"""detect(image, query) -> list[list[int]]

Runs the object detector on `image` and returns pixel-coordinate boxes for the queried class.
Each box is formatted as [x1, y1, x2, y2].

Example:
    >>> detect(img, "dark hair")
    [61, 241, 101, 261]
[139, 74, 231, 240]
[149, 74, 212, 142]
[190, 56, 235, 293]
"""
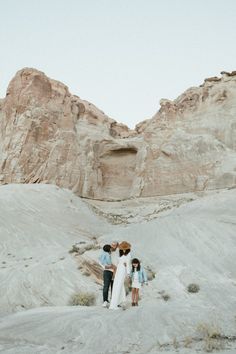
[119, 249, 130, 257]
[103, 244, 111, 253]
[131, 258, 140, 272]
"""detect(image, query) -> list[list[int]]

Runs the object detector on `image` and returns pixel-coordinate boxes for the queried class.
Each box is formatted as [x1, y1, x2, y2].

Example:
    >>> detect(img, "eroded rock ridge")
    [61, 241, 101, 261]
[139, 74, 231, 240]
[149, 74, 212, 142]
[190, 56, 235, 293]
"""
[0, 68, 235, 200]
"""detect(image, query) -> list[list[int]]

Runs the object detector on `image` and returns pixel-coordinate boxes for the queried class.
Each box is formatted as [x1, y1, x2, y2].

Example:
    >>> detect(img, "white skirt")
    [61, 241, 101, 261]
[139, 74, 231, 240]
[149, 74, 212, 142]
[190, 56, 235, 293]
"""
[132, 280, 141, 289]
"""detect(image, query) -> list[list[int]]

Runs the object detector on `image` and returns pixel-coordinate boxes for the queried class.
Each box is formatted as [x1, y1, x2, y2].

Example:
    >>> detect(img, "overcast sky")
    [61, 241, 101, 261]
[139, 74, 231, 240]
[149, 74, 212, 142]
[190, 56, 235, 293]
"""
[0, 0, 235, 128]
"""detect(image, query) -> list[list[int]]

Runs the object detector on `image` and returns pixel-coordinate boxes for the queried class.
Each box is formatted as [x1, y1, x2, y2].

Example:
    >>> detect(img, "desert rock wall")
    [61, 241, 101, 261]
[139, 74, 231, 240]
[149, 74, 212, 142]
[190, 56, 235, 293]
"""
[0, 68, 236, 200]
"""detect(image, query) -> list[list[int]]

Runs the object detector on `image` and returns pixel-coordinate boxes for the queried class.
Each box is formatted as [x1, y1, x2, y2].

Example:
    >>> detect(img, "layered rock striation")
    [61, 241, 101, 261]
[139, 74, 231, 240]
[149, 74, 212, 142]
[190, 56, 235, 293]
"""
[0, 68, 236, 200]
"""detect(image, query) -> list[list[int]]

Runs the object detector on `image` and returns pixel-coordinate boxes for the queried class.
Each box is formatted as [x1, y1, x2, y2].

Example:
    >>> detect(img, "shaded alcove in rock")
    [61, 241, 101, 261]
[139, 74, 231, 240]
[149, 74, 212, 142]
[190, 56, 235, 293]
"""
[99, 147, 138, 200]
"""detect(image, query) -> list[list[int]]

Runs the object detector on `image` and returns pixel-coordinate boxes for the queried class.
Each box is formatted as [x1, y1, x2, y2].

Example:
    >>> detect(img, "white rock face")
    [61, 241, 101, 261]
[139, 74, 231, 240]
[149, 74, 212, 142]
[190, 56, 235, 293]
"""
[0, 69, 236, 200]
[0, 184, 235, 353]
[0, 184, 110, 313]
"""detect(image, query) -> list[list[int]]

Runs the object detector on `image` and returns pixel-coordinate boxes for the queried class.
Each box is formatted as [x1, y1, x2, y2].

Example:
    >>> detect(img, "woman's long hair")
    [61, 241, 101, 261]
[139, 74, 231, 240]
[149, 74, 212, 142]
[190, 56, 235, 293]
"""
[131, 258, 141, 272]
[119, 249, 130, 257]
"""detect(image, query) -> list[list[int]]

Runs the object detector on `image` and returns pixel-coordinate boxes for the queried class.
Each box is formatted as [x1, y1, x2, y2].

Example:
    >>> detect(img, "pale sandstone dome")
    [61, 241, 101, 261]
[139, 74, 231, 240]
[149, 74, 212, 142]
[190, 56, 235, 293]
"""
[0, 68, 236, 200]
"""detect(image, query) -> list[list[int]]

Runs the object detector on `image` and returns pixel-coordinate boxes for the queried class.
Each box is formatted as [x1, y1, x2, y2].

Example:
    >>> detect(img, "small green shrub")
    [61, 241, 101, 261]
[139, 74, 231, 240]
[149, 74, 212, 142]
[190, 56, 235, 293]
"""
[187, 283, 200, 293]
[162, 293, 170, 301]
[69, 292, 96, 306]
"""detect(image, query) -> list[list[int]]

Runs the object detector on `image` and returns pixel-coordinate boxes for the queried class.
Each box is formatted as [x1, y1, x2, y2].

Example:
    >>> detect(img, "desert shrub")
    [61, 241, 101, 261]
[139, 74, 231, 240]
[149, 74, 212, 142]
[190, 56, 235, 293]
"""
[162, 293, 170, 301]
[187, 283, 200, 293]
[69, 292, 96, 306]
[183, 336, 192, 348]
[145, 266, 156, 281]
[69, 243, 97, 255]
[68, 245, 80, 254]
[197, 323, 224, 352]
[158, 290, 171, 301]
[172, 337, 179, 349]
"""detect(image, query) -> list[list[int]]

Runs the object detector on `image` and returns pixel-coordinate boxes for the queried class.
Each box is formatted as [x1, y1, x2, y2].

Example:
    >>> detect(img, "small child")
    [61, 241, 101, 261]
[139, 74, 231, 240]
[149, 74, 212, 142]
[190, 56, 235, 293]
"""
[130, 258, 147, 306]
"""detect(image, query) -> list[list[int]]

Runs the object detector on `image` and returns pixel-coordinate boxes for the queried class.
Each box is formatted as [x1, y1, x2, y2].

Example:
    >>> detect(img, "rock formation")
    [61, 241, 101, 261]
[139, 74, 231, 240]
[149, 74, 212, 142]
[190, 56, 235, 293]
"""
[0, 68, 236, 200]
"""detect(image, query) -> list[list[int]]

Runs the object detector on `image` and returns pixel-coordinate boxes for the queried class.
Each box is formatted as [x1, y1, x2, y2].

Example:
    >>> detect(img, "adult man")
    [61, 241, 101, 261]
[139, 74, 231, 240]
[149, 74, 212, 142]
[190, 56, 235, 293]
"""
[99, 241, 119, 308]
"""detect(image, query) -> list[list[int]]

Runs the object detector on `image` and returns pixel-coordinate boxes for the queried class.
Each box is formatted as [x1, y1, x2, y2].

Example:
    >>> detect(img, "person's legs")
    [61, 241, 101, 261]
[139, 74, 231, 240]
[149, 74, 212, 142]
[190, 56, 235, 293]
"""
[135, 289, 139, 305]
[131, 288, 136, 305]
[110, 279, 114, 295]
[103, 270, 113, 302]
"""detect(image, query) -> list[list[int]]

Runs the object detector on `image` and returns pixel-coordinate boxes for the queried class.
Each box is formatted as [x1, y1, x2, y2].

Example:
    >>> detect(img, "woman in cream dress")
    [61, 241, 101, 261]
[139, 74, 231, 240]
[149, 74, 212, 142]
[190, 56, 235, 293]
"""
[109, 241, 131, 310]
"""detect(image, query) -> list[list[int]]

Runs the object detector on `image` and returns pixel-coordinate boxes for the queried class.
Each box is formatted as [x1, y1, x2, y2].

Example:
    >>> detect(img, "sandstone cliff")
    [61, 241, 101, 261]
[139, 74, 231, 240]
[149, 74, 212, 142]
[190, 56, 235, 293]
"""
[0, 68, 235, 200]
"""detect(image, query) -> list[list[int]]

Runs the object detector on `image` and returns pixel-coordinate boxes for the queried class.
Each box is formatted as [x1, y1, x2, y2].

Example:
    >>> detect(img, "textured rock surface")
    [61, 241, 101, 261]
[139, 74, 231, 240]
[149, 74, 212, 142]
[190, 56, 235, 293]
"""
[0, 184, 236, 353]
[0, 68, 236, 200]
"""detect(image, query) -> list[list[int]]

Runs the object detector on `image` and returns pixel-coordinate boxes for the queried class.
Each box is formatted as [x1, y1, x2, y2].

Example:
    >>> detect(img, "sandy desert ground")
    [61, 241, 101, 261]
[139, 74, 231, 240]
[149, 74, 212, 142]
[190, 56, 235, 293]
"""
[0, 184, 236, 353]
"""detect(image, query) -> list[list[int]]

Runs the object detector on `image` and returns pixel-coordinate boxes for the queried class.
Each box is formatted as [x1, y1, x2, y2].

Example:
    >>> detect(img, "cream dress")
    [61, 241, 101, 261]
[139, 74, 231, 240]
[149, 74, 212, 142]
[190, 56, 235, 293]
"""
[131, 269, 141, 289]
[109, 253, 131, 309]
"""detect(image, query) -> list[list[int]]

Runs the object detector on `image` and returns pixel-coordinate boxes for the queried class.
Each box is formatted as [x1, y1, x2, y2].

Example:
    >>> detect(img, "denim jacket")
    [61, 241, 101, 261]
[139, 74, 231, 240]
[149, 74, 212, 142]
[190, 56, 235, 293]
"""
[130, 266, 147, 284]
[99, 251, 112, 268]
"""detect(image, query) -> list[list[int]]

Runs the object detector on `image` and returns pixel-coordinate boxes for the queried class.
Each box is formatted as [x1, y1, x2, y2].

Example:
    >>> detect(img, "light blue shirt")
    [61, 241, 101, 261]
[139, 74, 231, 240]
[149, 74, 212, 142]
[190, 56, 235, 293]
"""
[99, 251, 112, 268]
[130, 266, 147, 283]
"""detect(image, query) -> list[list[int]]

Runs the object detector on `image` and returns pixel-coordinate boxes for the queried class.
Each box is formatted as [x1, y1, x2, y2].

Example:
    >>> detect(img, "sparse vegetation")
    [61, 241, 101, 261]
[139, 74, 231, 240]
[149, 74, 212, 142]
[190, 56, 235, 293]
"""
[197, 323, 224, 352]
[162, 293, 170, 301]
[187, 283, 200, 293]
[69, 292, 96, 306]
[158, 290, 170, 301]
[172, 337, 179, 349]
[145, 266, 156, 281]
[69, 243, 98, 255]
[183, 336, 192, 348]
[68, 245, 80, 254]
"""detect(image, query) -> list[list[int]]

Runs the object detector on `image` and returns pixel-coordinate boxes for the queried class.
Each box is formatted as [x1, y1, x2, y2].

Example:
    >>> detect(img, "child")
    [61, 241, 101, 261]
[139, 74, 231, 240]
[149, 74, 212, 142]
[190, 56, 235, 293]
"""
[130, 258, 147, 306]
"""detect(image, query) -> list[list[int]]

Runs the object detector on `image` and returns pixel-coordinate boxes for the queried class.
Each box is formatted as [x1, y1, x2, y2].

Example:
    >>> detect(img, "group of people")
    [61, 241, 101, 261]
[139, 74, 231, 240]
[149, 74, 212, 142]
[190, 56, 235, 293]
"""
[99, 241, 148, 309]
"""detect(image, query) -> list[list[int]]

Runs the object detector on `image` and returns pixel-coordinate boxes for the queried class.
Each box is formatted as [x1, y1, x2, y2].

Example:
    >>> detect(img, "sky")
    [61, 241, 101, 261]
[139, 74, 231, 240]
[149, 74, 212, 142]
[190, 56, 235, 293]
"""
[0, 0, 236, 128]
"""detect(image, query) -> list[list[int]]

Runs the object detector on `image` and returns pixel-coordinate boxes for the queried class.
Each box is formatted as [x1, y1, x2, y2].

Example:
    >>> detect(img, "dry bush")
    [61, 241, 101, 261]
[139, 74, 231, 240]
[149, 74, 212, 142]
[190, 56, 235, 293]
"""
[69, 292, 96, 306]
[187, 283, 200, 293]
[162, 293, 170, 301]
[197, 323, 224, 352]
[158, 290, 170, 301]
[183, 336, 192, 348]
[68, 245, 80, 254]
[69, 243, 96, 255]
[172, 337, 179, 349]
[145, 266, 156, 281]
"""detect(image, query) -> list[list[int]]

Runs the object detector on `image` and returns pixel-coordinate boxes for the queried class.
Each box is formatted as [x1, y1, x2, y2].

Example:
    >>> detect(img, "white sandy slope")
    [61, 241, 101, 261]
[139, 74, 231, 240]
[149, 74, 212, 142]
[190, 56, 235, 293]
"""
[0, 184, 111, 314]
[0, 184, 236, 353]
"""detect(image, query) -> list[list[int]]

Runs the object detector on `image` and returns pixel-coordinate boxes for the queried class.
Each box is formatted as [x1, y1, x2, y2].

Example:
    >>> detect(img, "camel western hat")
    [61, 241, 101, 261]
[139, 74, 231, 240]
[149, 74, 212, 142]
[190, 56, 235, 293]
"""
[118, 241, 131, 250]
